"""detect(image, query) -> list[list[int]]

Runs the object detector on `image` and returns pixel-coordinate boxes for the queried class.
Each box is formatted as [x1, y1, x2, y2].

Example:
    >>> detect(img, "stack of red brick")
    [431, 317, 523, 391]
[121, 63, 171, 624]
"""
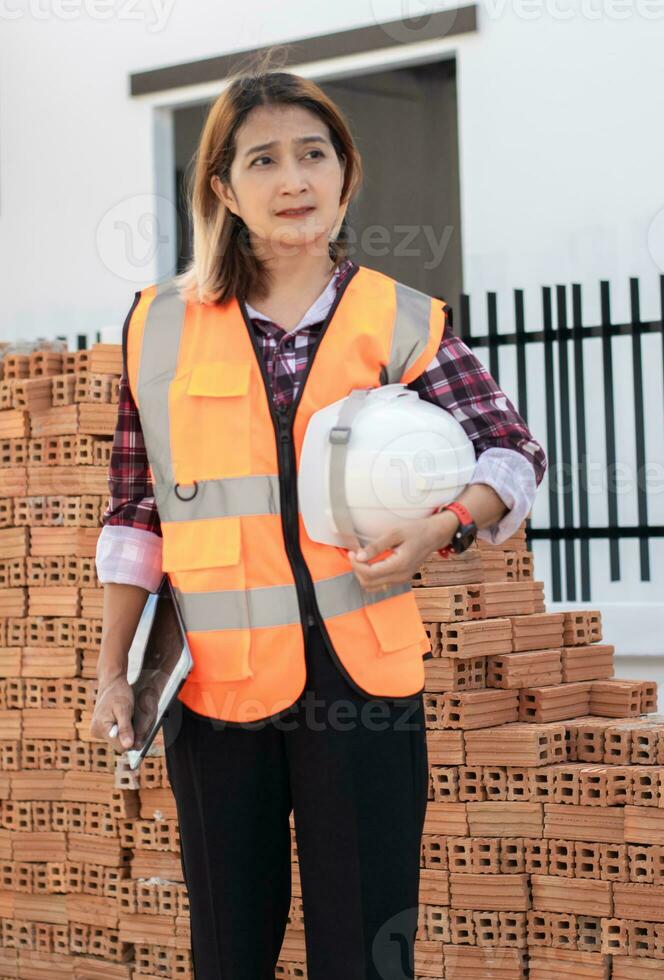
[0, 342, 661, 979]
[401, 534, 661, 980]
[0, 344, 193, 979]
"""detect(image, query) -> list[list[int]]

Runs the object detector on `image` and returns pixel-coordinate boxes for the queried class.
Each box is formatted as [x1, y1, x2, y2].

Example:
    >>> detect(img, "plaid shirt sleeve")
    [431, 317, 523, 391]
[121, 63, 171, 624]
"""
[407, 309, 548, 543]
[100, 304, 162, 536]
[407, 313, 548, 485]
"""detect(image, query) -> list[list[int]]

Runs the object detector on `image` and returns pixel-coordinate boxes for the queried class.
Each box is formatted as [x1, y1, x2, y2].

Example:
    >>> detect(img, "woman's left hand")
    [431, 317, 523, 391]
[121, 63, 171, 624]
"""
[347, 515, 455, 592]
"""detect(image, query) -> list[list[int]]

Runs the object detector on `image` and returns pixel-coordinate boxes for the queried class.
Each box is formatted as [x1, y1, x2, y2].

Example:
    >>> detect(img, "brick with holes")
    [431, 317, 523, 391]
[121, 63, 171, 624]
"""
[442, 689, 519, 730]
[528, 946, 610, 979]
[464, 722, 566, 768]
[487, 648, 562, 690]
[519, 682, 591, 724]
[531, 875, 612, 917]
[560, 644, 614, 683]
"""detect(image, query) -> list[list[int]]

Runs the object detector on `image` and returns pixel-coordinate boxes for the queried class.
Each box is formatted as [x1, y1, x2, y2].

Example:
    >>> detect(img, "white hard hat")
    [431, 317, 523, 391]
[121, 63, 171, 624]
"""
[298, 384, 477, 550]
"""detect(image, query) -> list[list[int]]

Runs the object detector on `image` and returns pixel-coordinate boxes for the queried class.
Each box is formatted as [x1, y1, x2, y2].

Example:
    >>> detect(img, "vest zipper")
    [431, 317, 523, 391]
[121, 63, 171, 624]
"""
[276, 404, 317, 632]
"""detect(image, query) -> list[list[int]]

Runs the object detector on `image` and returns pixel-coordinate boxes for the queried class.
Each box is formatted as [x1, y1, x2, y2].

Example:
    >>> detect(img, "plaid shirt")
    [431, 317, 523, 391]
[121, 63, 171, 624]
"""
[101, 258, 547, 539]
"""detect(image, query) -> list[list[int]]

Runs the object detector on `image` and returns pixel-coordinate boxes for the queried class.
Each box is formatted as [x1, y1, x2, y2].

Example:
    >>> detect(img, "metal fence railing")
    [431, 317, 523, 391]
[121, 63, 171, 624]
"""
[455, 276, 664, 602]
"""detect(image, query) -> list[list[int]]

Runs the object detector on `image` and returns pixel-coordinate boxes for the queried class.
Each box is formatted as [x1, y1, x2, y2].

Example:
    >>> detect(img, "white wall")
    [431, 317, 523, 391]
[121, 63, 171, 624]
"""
[458, 6, 664, 333]
[3, 2, 664, 341]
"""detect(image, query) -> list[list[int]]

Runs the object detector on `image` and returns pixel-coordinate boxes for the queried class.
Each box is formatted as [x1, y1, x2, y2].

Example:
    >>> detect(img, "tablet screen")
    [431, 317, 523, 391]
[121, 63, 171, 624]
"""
[128, 577, 192, 758]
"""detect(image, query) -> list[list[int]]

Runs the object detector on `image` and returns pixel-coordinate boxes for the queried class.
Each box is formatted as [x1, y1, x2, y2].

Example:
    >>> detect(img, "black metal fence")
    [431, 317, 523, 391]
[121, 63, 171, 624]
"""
[455, 276, 664, 603]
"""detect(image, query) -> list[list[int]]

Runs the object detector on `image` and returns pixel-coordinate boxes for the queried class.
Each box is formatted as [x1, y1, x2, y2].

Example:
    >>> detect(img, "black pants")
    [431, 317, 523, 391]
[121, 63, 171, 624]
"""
[162, 621, 429, 980]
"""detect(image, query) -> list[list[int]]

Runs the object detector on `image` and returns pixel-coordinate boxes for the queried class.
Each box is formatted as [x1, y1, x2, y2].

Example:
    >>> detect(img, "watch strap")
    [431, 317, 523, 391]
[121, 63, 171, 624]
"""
[434, 502, 473, 526]
[432, 502, 477, 558]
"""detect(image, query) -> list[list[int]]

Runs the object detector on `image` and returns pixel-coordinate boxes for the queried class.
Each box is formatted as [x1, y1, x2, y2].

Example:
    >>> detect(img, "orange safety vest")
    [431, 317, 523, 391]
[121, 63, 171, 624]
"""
[125, 263, 448, 724]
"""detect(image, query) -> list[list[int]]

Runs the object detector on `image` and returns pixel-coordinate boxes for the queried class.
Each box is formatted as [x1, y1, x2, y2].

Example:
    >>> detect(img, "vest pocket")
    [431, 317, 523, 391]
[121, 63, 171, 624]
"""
[161, 515, 241, 571]
[173, 360, 252, 479]
[363, 592, 429, 655]
[161, 515, 254, 682]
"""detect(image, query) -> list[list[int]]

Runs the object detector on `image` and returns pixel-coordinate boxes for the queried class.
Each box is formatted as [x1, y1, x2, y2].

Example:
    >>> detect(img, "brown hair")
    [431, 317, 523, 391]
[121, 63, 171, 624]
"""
[174, 47, 364, 306]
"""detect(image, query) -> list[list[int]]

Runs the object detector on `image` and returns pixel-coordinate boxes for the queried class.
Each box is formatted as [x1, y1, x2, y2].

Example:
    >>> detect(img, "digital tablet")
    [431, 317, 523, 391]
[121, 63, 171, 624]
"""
[108, 574, 193, 770]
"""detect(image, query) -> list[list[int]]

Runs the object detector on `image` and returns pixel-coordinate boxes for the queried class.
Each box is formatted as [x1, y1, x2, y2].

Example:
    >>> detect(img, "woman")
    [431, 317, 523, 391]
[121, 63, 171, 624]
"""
[91, 58, 547, 980]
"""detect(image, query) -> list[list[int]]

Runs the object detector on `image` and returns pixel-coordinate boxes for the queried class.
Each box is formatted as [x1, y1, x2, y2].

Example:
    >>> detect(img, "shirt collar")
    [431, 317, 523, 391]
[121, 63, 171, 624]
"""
[245, 258, 354, 337]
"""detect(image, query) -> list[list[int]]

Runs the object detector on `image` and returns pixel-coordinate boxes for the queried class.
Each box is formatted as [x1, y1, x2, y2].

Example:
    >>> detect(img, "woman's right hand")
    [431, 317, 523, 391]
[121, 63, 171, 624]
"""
[90, 675, 135, 751]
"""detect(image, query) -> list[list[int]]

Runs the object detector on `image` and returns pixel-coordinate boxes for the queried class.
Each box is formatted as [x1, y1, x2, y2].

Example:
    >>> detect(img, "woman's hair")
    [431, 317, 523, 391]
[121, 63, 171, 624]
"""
[174, 47, 364, 306]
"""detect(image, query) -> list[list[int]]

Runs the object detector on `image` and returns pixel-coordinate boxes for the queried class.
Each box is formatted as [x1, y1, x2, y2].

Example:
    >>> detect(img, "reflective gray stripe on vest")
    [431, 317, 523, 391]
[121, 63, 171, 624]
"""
[173, 572, 410, 632]
[383, 281, 435, 384]
[157, 474, 280, 522]
[174, 581, 301, 631]
[136, 280, 184, 493]
[315, 572, 410, 619]
[137, 280, 280, 523]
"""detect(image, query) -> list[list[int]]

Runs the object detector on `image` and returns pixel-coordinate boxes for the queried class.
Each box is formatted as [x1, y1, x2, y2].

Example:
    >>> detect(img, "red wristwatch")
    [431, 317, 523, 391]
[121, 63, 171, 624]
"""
[431, 502, 478, 558]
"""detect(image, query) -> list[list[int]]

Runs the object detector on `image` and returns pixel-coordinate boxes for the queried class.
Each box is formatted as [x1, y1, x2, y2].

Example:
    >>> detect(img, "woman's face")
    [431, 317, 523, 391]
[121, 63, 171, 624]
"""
[212, 103, 347, 259]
